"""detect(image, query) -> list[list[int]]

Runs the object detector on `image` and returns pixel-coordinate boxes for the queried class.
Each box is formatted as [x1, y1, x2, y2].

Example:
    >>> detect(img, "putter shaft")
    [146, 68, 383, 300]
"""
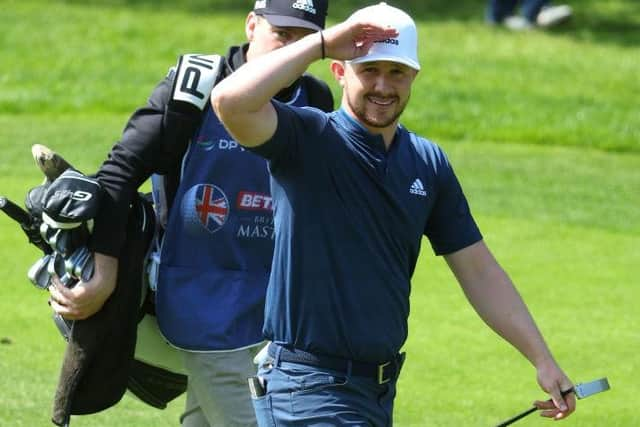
[495, 388, 574, 427]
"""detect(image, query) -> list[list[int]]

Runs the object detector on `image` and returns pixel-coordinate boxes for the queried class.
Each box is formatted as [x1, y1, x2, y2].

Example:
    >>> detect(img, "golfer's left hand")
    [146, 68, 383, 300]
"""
[534, 360, 576, 420]
[48, 252, 118, 320]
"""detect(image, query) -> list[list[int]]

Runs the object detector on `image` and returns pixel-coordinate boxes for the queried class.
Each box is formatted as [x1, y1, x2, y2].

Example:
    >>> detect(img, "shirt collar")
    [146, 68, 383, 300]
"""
[334, 108, 405, 152]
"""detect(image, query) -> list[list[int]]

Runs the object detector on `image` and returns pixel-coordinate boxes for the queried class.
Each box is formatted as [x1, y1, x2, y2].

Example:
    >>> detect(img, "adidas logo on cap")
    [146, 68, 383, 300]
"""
[347, 2, 421, 71]
[254, 0, 327, 31]
[292, 0, 316, 15]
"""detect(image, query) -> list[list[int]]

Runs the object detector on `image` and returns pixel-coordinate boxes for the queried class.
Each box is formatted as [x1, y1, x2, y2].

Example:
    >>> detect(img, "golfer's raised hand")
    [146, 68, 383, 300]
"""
[534, 360, 576, 420]
[321, 19, 398, 61]
[48, 252, 117, 320]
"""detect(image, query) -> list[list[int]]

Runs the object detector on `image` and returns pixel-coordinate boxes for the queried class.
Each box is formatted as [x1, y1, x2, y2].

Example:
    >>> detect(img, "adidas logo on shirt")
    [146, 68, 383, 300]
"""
[409, 178, 427, 196]
[292, 0, 317, 14]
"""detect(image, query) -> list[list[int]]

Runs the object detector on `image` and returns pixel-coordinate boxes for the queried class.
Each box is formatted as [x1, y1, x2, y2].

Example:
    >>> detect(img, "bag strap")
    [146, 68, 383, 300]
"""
[169, 54, 224, 111]
[153, 54, 225, 229]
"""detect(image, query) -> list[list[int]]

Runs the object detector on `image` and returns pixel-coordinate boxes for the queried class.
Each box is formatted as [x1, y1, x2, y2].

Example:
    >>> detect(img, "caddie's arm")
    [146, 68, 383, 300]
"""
[49, 252, 118, 320]
[211, 18, 398, 147]
[444, 240, 576, 420]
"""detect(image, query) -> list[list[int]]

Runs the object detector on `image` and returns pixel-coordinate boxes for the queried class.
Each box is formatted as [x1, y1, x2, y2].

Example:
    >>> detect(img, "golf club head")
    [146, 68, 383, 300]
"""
[45, 252, 78, 288]
[59, 273, 79, 288]
[65, 246, 93, 281]
[79, 254, 95, 282]
[65, 246, 88, 276]
[39, 221, 50, 242]
[47, 251, 66, 276]
[53, 229, 74, 257]
[574, 378, 610, 399]
[51, 226, 86, 257]
[31, 143, 73, 183]
[46, 227, 62, 249]
[27, 254, 53, 289]
[77, 251, 95, 282]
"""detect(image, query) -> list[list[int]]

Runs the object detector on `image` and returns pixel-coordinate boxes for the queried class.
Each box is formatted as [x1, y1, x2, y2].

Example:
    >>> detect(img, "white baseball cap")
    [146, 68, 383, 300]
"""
[347, 2, 420, 71]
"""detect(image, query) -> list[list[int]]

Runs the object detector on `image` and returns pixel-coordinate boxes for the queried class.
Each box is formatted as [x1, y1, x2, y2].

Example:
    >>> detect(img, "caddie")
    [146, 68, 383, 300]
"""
[47, 1, 333, 426]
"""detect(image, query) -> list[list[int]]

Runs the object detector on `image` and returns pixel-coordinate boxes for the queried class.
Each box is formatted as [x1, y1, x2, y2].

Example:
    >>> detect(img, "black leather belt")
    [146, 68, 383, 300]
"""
[268, 343, 404, 385]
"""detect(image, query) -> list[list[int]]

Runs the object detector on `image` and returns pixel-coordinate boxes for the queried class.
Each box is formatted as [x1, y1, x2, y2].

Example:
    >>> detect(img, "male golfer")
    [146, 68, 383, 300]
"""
[212, 2, 576, 425]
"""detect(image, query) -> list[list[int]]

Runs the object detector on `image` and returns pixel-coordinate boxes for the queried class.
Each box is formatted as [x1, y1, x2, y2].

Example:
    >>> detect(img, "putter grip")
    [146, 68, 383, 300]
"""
[0, 196, 33, 227]
[495, 388, 574, 427]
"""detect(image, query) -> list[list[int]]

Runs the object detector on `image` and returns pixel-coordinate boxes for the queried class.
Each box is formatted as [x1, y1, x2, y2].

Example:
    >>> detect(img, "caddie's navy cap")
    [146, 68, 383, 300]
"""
[254, 0, 328, 31]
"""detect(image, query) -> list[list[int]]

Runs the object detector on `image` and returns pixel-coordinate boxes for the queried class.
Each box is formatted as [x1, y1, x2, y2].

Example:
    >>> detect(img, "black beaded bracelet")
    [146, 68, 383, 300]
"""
[320, 31, 325, 59]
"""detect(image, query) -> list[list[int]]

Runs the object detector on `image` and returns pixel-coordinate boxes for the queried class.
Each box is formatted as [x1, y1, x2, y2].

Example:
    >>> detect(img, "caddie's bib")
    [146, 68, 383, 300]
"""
[156, 86, 310, 351]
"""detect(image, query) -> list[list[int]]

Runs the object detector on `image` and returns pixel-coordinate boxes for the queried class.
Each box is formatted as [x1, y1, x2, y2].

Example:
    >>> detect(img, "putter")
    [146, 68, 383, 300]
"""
[495, 378, 610, 427]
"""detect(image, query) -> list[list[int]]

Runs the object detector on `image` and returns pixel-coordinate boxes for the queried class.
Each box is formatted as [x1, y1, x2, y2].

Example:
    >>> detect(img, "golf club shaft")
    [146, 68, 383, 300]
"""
[495, 406, 537, 427]
[495, 388, 574, 427]
[0, 195, 33, 227]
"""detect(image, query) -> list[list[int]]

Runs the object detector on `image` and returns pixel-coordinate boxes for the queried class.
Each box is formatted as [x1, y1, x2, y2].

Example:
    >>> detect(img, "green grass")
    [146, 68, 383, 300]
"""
[1, 1, 638, 425]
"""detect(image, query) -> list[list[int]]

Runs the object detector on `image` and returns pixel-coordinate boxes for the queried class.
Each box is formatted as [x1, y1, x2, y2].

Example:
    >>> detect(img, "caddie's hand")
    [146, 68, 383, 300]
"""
[534, 359, 576, 420]
[48, 252, 118, 320]
[321, 19, 398, 61]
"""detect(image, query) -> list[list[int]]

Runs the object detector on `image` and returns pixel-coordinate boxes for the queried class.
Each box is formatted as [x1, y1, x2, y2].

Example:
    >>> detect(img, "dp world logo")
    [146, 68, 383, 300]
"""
[181, 184, 229, 234]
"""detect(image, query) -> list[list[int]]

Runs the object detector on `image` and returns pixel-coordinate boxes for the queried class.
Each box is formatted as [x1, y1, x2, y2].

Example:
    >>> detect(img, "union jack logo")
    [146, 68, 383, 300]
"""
[194, 184, 229, 233]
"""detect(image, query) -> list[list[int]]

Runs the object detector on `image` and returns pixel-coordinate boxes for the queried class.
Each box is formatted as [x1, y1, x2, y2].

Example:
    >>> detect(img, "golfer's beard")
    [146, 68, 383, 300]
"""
[347, 92, 408, 129]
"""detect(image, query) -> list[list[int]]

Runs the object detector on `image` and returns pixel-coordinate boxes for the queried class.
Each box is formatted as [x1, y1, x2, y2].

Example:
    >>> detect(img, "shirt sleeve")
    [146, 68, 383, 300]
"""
[424, 150, 483, 255]
[89, 74, 182, 256]
[248, 101, 327, 174]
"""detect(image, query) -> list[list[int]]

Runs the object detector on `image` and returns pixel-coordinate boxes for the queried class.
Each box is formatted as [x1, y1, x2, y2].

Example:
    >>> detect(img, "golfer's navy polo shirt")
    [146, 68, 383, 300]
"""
[251, 102, 482, 363]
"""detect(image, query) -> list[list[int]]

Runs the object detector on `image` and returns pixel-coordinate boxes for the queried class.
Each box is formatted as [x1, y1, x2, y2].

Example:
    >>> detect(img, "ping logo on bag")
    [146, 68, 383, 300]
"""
[171, 54, 223, 110]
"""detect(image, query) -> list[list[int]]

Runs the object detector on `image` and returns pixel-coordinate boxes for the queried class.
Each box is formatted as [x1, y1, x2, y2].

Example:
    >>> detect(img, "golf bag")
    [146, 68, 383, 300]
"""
[2, 164, 187, 426]
[0, 53, 227, 425]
